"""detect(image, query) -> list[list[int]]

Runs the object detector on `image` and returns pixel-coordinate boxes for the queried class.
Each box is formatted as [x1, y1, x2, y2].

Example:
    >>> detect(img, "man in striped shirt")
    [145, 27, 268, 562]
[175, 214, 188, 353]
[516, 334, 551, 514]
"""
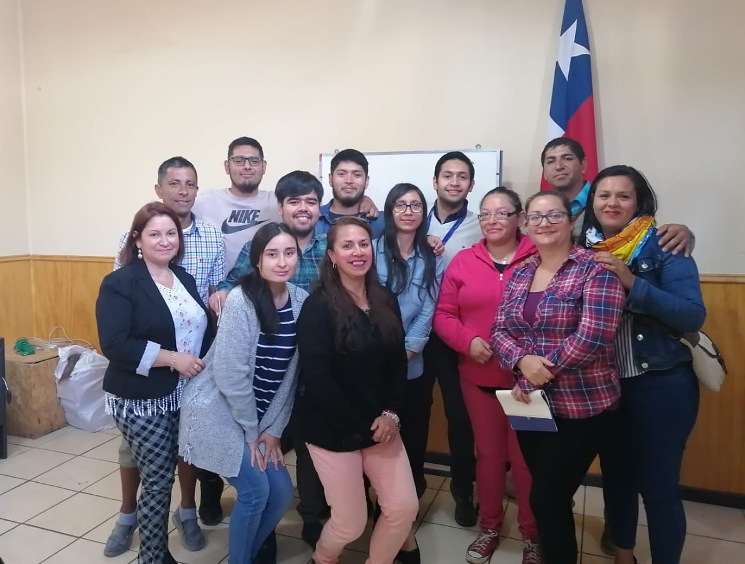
[106, 157, 225, 557]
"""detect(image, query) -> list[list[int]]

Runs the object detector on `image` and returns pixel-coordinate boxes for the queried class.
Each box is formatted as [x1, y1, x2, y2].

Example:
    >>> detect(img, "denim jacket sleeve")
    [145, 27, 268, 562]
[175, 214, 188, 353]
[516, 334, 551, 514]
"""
[625, 235, 706, 334]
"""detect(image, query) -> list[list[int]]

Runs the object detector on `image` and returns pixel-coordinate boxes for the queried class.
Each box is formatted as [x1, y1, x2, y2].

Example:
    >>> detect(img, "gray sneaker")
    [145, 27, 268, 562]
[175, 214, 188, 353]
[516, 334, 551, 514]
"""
[172, 511, 206, 551]
[103, 522, 137, 557]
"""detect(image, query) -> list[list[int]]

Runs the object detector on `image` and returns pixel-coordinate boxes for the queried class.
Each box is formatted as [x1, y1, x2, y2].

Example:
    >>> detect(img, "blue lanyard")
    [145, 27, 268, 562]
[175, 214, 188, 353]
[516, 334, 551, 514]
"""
[427, 209, 466, 245]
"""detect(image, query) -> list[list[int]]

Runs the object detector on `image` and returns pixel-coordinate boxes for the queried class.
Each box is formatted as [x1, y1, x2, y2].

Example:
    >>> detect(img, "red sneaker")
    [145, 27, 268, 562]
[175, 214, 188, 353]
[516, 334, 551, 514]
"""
[466, 530, 500, 564]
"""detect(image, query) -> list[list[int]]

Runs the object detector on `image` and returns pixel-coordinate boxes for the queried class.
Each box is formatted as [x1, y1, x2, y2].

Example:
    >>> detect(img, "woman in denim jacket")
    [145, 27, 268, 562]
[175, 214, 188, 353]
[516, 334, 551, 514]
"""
[581, 165, 706, 564]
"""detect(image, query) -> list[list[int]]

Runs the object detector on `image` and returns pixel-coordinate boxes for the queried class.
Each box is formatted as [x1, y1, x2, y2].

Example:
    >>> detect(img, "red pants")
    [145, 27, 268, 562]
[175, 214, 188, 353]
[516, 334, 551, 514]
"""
[460, 379, 538, 540]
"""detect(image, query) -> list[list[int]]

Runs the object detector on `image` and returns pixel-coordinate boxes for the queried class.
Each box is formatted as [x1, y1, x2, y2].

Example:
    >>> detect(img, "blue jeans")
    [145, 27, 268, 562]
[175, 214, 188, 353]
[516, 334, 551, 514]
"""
[603, 365, 699, 564]
[226, 445, 294, 564]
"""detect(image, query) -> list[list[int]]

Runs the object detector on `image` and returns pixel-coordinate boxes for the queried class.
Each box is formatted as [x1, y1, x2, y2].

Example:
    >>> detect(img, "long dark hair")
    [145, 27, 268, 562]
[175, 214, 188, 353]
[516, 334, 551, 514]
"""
[119, 202, 185, 266]
[238, 222, 300, 335]
[580, 165, 659, 246]
[381, 183, 438, 299]
[317, 216, 403, 351]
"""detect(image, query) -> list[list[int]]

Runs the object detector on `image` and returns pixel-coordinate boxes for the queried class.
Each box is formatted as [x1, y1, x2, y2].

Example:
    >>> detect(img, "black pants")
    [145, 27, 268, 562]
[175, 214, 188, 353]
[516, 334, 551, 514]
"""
[400, 374, 433, 499]
[421, 332, 475, 499]
[517, 409, 618, 564]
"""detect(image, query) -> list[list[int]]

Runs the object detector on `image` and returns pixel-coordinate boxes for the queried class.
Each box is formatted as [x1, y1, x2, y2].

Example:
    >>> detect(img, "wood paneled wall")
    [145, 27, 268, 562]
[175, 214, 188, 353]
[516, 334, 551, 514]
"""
[0, 256, 35, 341]
[427, 275, 745, 496]
[0, 255, 111, 351]
[1, 256, 743, 495]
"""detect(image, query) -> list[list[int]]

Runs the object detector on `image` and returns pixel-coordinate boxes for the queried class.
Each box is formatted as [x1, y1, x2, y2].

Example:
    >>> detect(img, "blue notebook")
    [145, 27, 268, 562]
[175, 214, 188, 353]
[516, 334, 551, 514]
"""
[495, 390, 558, 432]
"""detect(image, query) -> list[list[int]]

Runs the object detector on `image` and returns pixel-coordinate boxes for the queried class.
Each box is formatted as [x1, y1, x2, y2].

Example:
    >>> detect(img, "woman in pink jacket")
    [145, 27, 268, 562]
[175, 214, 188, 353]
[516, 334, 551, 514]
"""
[434, 187, 541, 564]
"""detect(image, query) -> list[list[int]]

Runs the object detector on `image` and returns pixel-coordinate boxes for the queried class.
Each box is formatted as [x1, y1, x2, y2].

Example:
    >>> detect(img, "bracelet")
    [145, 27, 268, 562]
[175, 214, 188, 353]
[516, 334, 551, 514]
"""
[381, 409, 401, 430]
[169, 351, 176, 372]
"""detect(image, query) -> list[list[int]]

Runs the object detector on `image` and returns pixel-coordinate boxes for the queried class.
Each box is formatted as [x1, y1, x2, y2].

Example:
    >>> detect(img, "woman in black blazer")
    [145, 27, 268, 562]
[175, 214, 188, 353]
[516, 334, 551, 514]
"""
[96, 202, 214, 564]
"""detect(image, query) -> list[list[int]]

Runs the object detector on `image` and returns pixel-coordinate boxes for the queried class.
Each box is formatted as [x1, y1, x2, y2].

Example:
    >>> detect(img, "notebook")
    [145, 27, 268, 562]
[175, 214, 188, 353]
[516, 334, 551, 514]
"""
[495, 389, 557, 432]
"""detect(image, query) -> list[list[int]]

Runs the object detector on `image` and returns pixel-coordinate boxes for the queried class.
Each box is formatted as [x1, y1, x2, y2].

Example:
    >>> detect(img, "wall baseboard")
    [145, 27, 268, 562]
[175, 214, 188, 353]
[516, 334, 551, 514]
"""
[424, 452, 745, 509]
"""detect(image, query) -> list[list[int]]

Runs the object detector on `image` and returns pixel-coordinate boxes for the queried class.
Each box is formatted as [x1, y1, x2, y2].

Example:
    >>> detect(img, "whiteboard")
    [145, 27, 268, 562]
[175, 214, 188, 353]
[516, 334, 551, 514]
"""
[319, 149, 502, 211]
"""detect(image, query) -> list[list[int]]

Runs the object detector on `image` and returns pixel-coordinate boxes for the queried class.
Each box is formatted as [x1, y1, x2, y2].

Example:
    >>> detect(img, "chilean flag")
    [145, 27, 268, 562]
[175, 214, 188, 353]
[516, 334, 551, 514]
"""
[542, 0, 598, 190]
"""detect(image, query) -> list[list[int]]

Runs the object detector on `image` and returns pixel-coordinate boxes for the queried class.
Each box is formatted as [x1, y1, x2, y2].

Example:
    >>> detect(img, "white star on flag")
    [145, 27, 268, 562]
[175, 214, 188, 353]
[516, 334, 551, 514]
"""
[557, 21, 590, 79]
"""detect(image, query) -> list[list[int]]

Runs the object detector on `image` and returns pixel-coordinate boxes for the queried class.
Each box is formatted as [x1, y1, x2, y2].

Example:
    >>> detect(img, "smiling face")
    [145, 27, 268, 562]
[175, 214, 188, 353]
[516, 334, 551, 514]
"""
[593, 175, 638, 238]
[257, 232, 299, 284]
[136, 214, 180, 267]
[279, 193, 321, 238]
[326, 224, 373, 280]
[433, 159, 474, 209]
[478, 193, 522, 245]
[224, 144, 266, 194]
[525, 194, 573, 250]
[154, 166, 198, 220]
[391, 190, 424, 235]
[329, 161, 369, 207]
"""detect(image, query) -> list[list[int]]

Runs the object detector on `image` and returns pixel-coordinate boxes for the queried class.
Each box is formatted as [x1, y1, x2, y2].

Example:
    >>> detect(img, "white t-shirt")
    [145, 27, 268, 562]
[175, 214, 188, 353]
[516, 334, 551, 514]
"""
[193, 189, 279, 270]
[427, 210, 482, 268]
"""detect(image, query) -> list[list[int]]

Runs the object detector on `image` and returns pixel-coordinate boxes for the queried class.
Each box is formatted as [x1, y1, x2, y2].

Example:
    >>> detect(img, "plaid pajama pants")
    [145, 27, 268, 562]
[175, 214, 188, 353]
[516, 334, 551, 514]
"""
[111, 399, 179, 564]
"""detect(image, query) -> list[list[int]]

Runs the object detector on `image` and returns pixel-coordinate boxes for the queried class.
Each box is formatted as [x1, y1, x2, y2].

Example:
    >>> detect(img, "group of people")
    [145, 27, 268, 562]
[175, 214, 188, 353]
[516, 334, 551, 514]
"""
[96, 136, 705, 564]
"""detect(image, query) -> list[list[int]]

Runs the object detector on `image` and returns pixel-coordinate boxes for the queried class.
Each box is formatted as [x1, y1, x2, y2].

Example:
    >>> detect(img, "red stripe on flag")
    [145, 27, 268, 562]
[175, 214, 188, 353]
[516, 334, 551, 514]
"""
[564, 95, 598, 182]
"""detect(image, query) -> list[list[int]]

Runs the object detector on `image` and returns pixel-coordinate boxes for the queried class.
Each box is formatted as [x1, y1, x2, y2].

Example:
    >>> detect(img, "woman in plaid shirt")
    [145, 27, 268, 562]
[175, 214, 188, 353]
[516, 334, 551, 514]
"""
[490, 191, 626, 564]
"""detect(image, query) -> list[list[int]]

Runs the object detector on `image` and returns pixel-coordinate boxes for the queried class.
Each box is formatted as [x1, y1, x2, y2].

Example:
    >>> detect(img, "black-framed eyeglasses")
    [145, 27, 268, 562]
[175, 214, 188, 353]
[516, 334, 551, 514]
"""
[229, 156, 263, 167]
[525, 211, 569, 226]
[393, 202, 424, 214]
[477, 210, 519, 221]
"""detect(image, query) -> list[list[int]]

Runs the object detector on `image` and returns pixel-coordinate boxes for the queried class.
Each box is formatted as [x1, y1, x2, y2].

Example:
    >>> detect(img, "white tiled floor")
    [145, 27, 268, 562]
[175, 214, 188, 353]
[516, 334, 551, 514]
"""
[1, 426, 744, 563]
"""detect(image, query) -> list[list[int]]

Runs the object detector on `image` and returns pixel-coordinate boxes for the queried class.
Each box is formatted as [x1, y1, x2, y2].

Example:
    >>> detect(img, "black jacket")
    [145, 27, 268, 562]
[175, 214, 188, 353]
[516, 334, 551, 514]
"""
[293, 290, 407, 452]
[96, 259, 215, 400]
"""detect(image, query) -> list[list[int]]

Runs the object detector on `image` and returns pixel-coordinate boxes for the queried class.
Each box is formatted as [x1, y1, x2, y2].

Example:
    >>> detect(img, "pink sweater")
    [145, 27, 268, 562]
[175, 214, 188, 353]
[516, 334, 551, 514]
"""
[434, 236, 537, 388]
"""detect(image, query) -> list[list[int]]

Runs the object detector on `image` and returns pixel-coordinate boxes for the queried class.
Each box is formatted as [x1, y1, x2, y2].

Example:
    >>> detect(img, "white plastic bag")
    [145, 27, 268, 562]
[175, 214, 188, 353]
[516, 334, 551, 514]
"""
[54, 345, 115, 432]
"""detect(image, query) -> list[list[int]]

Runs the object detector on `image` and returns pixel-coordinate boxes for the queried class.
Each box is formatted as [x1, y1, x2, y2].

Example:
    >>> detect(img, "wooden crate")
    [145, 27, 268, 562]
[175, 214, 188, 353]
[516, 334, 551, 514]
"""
[4, 347, 67, 438]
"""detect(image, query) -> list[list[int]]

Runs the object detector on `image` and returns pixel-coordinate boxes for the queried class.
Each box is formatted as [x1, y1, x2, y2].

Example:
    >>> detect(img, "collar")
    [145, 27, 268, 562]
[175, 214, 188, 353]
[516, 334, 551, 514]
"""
[570, 181, 591, 217]
[305, 231, 326, 252]
[183, 213, 200, 235]
[433, 200, 469, 224]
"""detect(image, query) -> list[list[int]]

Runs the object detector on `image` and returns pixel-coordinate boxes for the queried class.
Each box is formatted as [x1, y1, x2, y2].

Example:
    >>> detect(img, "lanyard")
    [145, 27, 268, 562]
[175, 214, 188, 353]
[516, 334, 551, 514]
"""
[427, 208, 466, 245]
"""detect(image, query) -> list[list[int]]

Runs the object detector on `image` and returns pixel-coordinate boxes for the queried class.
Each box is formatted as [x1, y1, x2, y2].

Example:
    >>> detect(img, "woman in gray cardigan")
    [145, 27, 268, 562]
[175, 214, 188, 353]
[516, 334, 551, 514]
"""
[179, 223, 308, 564]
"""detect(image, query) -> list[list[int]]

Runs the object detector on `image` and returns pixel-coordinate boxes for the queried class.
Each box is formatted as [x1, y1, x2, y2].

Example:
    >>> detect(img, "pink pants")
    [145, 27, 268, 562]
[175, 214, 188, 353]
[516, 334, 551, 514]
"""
[307, 436, 419, 564]
[461, 379, 538, 540]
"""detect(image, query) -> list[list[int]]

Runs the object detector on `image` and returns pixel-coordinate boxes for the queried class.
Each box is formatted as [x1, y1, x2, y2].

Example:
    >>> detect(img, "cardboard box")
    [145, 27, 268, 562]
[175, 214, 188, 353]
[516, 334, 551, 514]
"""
[4, 347, 67, 438]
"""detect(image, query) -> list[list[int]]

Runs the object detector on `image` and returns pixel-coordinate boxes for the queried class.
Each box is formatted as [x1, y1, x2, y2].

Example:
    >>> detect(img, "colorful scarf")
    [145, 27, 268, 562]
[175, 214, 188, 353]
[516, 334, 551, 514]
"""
[585, 216, 656, 265]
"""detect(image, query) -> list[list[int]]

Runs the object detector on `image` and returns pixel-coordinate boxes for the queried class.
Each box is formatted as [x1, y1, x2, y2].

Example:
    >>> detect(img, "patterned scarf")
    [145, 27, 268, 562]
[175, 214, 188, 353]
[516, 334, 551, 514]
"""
[585, 216, 656, 265]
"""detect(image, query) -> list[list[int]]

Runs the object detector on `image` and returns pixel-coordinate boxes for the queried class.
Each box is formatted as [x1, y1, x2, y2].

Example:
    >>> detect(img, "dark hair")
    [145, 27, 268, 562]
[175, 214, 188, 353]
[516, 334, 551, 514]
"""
[479, 186, 523, 213]
[330, 149, 368, 176]
[524, 190, 573, 216]
[157, 156, 197, 185]
[540, 137, 586, 166]
[275, 170, 324, 204]
[119, 202, 185, 266]
[580, 165, 659, 244]
[434, 151, 474, 180]
[317, 216, 403, 350]
[238, 222, 300, 335]
[479, 186, 524, 237]
[382, 184, 438, 298]
[228, 136, 264, 159]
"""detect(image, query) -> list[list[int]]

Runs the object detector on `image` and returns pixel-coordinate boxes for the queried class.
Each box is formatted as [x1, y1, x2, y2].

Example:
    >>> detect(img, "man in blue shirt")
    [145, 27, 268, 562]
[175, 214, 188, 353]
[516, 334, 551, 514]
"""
[316, 148, 385, 239]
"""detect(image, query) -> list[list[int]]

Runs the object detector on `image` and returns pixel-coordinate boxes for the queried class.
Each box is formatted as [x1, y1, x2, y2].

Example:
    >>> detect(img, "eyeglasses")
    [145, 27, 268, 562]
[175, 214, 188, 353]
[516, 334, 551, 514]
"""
[477, 210, 519, 222]
[228, 156, 263, 167]
[525, 211, 570, 226]
[393, 202, 424, 214]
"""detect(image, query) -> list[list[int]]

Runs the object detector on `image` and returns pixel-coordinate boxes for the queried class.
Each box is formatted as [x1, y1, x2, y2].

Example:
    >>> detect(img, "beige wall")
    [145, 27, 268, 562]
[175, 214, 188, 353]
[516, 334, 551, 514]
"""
[0, 0, 29, 256]
[8, 0, 745, 272]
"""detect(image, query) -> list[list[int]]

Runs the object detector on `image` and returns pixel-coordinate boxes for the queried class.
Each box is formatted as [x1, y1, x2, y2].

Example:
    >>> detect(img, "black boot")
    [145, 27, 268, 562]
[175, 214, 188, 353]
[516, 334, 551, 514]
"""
[395, 546, 421, 564]
[301, 520, 323, 549]
[254, 531, 278, 564]
[198, 473, 225, 526]
[453, 494, 477, 528]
